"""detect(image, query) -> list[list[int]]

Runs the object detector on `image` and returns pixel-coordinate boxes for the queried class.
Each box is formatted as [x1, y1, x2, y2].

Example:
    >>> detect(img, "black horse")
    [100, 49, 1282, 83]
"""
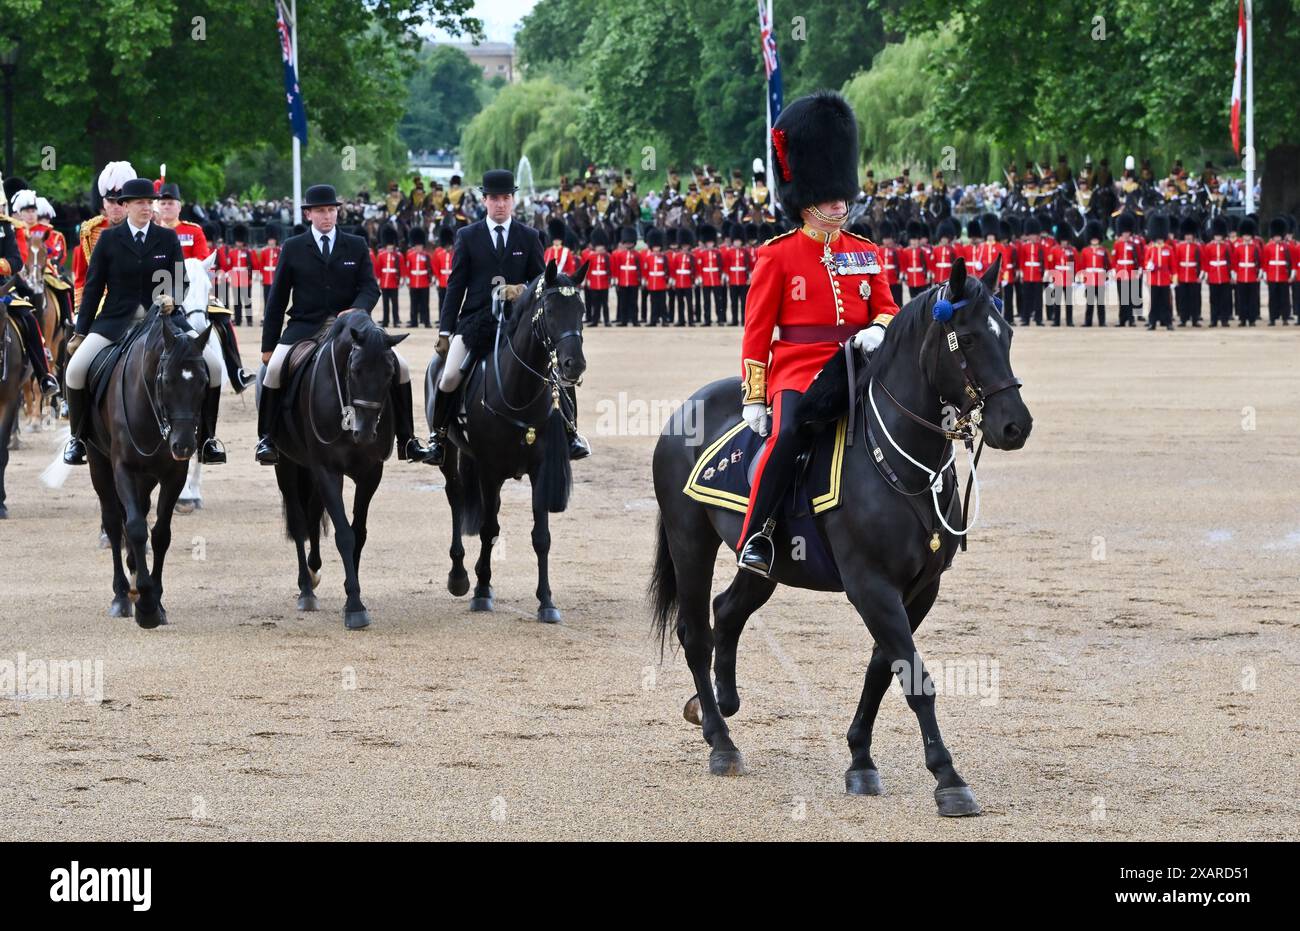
[649, 257, 1033, 816]
[86, 303, 214, 627]
[0, 281, 33, 518]
[424, 260, 586, 623]
[271, 313, 407, 630]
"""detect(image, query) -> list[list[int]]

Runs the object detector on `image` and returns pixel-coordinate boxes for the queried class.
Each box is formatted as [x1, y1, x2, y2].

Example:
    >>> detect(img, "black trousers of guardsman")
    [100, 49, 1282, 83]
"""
[738, 389, 806, 551]
[1267, 281, 1291, 323]
[1208, 283, 1232, 325]
[616, 285, 638, 325]
[1175, 283, 1200, 324]
[1235, 281, 1259, 323]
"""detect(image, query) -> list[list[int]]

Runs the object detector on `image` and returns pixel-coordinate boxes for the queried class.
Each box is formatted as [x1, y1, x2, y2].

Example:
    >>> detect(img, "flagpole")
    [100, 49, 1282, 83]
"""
[290, 0, 303, 225]
[1244, 0, 1254, 215]
[764, 0, 774, 189]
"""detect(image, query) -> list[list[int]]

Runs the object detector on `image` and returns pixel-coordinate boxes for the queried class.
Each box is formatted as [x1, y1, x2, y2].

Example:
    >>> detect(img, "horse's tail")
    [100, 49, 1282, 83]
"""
[648, 513, 678, 659]
[538, 408, 572, 513]
[459, 449, 484, 536]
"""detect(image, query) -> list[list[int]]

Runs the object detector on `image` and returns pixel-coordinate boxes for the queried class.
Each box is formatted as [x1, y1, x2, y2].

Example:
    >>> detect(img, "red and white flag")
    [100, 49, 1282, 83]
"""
[1230, 0, 1245, 156]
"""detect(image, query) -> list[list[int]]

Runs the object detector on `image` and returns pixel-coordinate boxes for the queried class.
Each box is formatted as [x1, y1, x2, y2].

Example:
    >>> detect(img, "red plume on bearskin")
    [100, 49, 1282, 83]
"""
[770, 90, 860, 219]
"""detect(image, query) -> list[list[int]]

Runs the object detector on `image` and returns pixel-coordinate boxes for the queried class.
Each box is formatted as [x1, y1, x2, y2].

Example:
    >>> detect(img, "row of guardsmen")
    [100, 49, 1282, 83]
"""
[861, 213, 1300, 329]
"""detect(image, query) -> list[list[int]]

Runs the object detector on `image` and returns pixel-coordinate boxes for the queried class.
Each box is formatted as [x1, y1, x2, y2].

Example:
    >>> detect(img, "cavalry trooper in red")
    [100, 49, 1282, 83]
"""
[694, 223, 726, 325]
[1263, 217, 1293, 325]
[1173, 217, 1204, 326]
[722, 221, 751, 326]
[1202, 217, 1233, 326]
[736, 91, 898, 576]
[611, 226, 641, 326]
[579, 227, 611, 325]
[900, 220, 930, 301]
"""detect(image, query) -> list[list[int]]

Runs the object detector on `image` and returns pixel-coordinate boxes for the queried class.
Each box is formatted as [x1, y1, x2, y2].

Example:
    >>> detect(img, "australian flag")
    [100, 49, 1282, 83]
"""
[276, 1, 308, 145]
[758, 0, 782, 121]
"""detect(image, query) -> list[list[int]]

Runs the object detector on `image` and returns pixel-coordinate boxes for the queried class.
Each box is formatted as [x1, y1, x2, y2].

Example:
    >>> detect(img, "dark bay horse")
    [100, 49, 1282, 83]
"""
[86, 303, 214, 627]
[423, 260, 587, 623]
[271, 313, 406, 630]
[0, 281, 33, 518]
[649, 257, 1033, 816]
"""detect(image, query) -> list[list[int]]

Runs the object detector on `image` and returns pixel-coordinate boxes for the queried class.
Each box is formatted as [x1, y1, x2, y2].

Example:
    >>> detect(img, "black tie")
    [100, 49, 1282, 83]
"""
[134, 230, 144, 247]
[494, 225, 505, 260]
[321, 234, 330, 261]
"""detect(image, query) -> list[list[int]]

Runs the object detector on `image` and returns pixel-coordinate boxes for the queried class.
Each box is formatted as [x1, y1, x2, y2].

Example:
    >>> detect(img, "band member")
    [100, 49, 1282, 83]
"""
[0, 186, 60, 396]
[64, 177, 226, 465]
[1016, 217, 1047, 325]
[611, 226, 641, 326]
[256, 183, 428, 465]
[403, 226, 433, 328]
[736, 91, 897, 576]
[374, 226, 403, 327]
[580, 227, 612, 326]
[1231, 217, 1261, 326]
[694, 224, 726, 326]
[1112, 214, 1142, 326]
[641, 227, 670, 326]
[428, 170, 588, 465]
[1173, 218, 1203, 326]
[1077, 221, 1109, 327]
[1143, 215, 1174, 330]
[1263, 217, 1293, 325]
[432, 225, 454, 322]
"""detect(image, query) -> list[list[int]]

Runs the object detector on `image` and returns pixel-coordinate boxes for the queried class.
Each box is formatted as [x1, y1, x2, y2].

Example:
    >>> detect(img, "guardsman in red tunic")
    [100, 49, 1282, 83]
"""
[930, 219, 957, 286]
[403, 226, 433, 328]
[1289, 217, 1300, 321]
[669, 227, 696, 326]
[1143, 215, 1174, 330]
[721, 221, 750, 327]
[256, 223, 281, 306]
[736, 91, 898, 575]
[580, 227, 612, 326]
[874, 219, 902, 306]
[611, 225, 641, 327]
[900, 220, 930, 301]
[640, 227, 670, 325]
[1077, 221, 1110, 327]
[1202, 216, 1233, 326]
[1111, 213, 1142, 326]
[694, 223, 726, 326]
[1015, 217, 1047, 325]
[1047, 226, 1077, 326]
[1263, 216, 1293, 324]
[221, 224, 255, 326]
[1231, 217, 1262, 326]
[959, 218, 981, 272]
[971, 214, 999, 287]
[374, 226, 403, 327]
[1173, 217, 1203, 326]
[544, 218, 577, 276]
[996, 218, 1018, 322]
[432, 225, 454, 322]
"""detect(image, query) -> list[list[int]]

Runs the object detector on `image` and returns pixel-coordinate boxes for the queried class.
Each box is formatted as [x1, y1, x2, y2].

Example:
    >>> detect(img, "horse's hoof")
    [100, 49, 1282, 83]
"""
[469, 595, 494, 612]
[98, 532, 110, 549]
[537, 606, 561, 624]
[344, 609, 371, 630]
[309, 570, 321, 589]
[0, 505, 8, 519]
[683, 695, 702, 726]
[447, 571, 470, 597]
[136, 609, 163, 630]
[174, 501, 195, 515]
[845, 768, 884, 796]
[154, 607, 168, 626]
[708, 748, 746, 776]
[108, 598, 133, 618]
[297, 593, 319, 612]
[935, 785, 982, 817]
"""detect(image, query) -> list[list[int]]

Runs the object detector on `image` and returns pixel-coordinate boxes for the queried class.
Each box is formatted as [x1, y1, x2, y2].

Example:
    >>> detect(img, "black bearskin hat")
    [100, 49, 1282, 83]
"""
[1146, 214, 1169, 240]
[698, 223, 716, 243]
[409, 226, 427, 246]
[1268, 216, 1287, 238]
[1240, 217, 1257, 236]
[232, 223, 249, 241]
[1084, 220, 1104, 242]
[770, 91, 860, 219]
[590, 227, 608, 247]
[965, 218, 981, 240]
[936, 218, 958, 241]
[646, 227, 665, 249]
[547, 217, 566, 242]
[1179, 217, 1199, 238]
[1116, 213, 1137, 235]
[438, 225, 454, 246]
[1210, 216, 1228, 238]
[619, 225, 637, 244]
[381, 225, 398, 246]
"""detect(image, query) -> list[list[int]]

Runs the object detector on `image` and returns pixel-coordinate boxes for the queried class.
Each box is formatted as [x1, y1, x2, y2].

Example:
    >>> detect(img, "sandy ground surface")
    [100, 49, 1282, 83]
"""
[2, 306, 1298, 841]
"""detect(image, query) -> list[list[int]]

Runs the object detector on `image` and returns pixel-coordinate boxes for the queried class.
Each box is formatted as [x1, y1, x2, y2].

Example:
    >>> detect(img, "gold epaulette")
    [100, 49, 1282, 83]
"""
[762, 228, 796, 247]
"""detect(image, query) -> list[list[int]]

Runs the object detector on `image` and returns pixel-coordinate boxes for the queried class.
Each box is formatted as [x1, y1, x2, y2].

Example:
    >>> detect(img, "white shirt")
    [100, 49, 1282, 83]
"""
[127, 219, 151, 241]
[488, 216, 512, 246]
[311, 224, 335, 255]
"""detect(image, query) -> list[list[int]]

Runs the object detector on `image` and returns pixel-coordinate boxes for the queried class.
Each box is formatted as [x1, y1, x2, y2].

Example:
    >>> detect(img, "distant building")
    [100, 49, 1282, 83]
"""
[439, 41, 517, 83]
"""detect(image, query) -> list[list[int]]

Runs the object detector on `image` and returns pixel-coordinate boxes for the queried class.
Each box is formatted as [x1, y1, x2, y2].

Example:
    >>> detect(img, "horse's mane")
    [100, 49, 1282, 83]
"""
[869, 287, 934, 373]
[329, 312, 387, 349]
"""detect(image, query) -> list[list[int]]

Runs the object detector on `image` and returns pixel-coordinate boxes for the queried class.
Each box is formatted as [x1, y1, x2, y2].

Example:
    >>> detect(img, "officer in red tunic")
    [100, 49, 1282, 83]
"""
[1143, 215, 1174, 330]
[736, 91, 898, 576]
[1202, 217, 1233, 326]
[611, 226, 641, 326]
[694, 224, 726, 326]
[1077, 221, 1110, 327]
[1231, 217, 1262, 326]
[1173, 218, 1203, 327]
[403, 226, 433, 328]
[1263, 217, 1293, 324]
[374, 226, 403, 327]
[580, 227, 612, 325]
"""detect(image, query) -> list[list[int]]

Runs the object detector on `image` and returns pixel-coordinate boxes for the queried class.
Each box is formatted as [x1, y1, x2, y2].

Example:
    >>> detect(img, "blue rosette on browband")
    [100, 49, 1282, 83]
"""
[932, 297, 956, 322]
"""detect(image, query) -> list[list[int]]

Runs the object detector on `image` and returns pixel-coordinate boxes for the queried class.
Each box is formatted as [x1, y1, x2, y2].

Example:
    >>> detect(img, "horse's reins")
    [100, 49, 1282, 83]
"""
[483, 282, 582, 437]
[121, 315, 207, 458]
[307, 335, 385, 444]
[866, 287, 1023, 547]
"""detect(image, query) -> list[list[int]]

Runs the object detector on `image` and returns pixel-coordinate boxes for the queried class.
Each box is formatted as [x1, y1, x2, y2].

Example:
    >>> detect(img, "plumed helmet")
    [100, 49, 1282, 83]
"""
[769, 90, 860, 218]
[9, 188, 37, 212]
[36, 196, 55, 219]
[97, 162, 136, 198]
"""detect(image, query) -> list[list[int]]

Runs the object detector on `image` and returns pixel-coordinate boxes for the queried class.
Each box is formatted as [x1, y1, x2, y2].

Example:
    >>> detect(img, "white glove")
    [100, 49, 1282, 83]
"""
[742, 402, 769, 436]
[852, 323, 886, 354]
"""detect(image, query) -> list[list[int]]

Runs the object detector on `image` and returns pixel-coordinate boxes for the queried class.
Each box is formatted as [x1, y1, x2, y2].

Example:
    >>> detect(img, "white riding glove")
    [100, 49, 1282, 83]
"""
[742, 402, 769, 436]
[852, 323, 886, 354]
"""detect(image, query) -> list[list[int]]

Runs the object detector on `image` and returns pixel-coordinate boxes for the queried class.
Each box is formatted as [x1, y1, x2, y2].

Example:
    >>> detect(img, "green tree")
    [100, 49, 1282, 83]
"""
[398, 44, 485, 153]
[460, 79, 584, 186]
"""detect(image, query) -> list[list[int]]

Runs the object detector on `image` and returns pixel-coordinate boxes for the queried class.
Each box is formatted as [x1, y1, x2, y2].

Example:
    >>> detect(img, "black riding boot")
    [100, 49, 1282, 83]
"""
[255, 386, 280, 464]
[392, 380, 430, 462]
[424, 385, 456, 466]
[737, 404, 805, 577]
[63, 387, 88, 465]
[198, 386, 226, 464]
[563, 385, 591, 460]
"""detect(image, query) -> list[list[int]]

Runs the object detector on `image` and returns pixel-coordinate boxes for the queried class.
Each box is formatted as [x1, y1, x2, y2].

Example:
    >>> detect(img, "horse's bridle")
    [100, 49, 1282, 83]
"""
[125, 318, 208, 457]
[309, 336, 387, 443]
[485, 281, 583, 436]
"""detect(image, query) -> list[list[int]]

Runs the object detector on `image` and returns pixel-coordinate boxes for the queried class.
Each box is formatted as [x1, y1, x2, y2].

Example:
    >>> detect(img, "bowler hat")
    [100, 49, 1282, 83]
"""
[117, 178, 158, 202]
[303, 184, 342, 208]
[481, 170, 517, 196]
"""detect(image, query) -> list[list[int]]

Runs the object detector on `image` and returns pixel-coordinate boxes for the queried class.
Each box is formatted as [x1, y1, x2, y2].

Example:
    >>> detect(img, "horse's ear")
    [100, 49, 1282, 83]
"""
[192, 323, 212, 352]
[981, 253, 1002, 291]
[947, 257, 967, 303]
[385, 331, 409, 347]
[572, 259, 589, 286]
[161, 318, 177, 349]
[544, 259, 557, 287]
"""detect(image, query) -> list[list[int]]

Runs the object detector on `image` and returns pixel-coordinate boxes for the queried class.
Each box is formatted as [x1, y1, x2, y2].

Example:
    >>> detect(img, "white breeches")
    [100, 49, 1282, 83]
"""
[263, 342, 410, 389]
[66, 331, 222, 390]
[439, 334, 470, 391]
